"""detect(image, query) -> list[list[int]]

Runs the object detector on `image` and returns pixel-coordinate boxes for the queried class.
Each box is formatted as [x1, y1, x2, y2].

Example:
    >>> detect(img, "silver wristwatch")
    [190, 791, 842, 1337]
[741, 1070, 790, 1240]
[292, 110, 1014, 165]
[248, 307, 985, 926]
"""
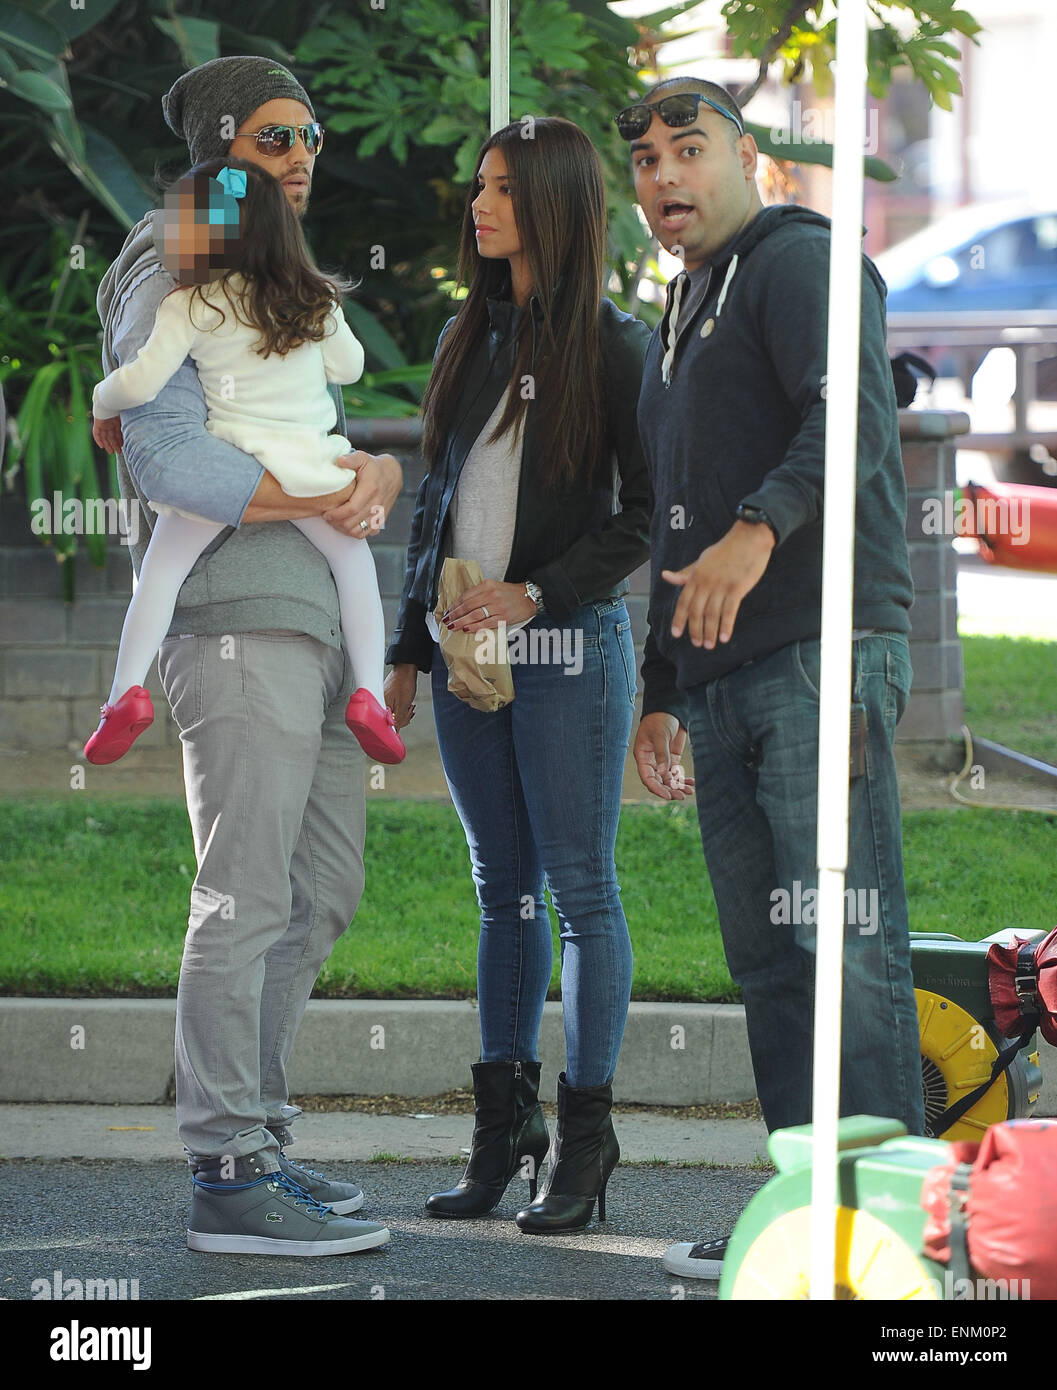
[524, 580, 544, 613]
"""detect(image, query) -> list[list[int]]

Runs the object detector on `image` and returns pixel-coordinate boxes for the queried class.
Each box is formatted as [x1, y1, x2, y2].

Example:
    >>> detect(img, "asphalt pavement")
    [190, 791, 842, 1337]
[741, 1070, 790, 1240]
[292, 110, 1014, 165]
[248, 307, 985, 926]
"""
[0, 1101, 772, 1304]
[2, 1156, 767, 1303]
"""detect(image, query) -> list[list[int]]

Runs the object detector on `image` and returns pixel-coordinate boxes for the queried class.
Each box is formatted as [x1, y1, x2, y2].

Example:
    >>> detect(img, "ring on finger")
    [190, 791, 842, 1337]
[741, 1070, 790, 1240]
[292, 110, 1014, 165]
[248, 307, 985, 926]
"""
[360, 519, 368, 533]
[481, 606, 489, 618]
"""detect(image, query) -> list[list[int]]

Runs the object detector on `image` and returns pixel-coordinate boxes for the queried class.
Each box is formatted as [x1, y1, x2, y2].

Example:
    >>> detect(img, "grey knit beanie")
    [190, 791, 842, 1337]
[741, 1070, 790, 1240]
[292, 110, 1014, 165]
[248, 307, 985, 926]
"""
[162, 56, 315, 167]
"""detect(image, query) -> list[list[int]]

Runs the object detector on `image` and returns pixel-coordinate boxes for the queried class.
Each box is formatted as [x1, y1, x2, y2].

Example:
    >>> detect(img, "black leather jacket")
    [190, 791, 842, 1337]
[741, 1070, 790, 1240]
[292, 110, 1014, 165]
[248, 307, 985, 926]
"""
[386, 288, 652, 671]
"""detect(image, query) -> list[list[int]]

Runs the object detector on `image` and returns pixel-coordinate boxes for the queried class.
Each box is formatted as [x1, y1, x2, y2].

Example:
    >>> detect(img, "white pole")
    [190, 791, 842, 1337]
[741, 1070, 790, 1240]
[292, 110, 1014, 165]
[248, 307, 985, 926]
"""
[490, 0, 510, 133]
[809, 0, 870, 1302]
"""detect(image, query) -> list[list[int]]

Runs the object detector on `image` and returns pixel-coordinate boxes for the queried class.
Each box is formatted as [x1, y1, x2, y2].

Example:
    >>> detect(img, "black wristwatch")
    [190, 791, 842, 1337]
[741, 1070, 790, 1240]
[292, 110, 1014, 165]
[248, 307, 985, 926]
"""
[735, 503, 779, 543]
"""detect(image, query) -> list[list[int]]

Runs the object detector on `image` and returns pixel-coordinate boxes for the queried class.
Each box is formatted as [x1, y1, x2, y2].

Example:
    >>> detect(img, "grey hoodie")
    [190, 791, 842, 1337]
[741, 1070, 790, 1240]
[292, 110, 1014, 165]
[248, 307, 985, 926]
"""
[97, 211, 346, 648]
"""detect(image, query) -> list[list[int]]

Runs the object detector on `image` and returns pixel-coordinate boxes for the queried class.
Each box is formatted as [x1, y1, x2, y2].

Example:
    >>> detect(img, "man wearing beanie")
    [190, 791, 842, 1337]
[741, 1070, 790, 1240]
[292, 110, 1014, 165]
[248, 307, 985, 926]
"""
[96, 55, 398, 1256]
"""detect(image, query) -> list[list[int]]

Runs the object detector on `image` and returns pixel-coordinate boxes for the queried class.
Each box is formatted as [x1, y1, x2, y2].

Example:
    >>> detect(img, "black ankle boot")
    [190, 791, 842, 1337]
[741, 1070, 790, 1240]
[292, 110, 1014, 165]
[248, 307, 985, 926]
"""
[425, 1060, 550, 1218]
[514, 1071, 618, 1233]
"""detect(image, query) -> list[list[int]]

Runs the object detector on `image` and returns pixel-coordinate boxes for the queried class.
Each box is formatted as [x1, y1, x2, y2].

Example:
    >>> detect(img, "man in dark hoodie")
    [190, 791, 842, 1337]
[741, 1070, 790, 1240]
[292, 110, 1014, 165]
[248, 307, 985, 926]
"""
[618, 77, 925, 1281]
[98, 56, 398, 1255]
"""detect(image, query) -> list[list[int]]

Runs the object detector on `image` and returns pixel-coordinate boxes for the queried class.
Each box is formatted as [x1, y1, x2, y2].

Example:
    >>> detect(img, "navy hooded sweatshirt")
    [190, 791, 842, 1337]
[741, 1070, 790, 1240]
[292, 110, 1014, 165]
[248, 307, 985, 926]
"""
[638, 204, 913, 724]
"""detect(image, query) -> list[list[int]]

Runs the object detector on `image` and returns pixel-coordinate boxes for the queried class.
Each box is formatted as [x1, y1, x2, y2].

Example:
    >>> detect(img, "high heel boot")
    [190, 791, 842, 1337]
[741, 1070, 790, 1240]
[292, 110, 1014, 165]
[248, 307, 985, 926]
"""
[515, 1070, 618, 1234]
[425, 1060, 550, 1218]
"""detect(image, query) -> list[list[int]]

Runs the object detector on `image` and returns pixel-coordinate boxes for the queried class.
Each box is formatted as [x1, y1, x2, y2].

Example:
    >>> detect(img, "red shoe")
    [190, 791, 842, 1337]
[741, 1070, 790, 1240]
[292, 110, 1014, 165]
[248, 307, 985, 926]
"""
[84, 686, 154, 765]
[345, 688, 406, 764]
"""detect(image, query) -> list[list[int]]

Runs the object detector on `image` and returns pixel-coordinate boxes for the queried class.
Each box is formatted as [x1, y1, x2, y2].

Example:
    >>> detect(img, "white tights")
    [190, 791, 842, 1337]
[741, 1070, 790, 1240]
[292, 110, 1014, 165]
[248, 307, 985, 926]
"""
[106, 511, 385, 708]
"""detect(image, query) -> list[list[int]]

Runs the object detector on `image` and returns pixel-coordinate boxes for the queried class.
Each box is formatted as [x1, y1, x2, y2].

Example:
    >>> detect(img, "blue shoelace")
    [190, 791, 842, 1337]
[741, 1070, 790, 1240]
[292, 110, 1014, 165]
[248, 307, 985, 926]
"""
[194, 1169, 331, 1215]
[282, 1155, 327, 1182]
[270, 1170, 332, 1215]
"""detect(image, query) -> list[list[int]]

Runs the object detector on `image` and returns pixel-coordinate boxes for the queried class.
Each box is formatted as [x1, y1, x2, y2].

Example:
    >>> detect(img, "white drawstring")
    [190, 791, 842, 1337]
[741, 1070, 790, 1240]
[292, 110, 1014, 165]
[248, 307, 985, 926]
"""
[715, 254, 739, 318]
[660, 272, 686, 388]
[660, 255, 739, 387]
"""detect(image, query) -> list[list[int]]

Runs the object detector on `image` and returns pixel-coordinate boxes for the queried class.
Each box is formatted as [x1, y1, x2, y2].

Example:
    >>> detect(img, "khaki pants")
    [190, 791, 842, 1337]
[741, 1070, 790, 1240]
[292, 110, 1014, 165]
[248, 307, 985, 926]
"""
[158, 630, 365, 1163]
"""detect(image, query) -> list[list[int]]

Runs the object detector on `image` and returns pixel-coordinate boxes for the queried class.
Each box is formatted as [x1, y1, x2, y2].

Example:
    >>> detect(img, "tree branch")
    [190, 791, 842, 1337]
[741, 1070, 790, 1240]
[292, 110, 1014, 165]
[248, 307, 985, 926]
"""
[734, 0, 816, 110]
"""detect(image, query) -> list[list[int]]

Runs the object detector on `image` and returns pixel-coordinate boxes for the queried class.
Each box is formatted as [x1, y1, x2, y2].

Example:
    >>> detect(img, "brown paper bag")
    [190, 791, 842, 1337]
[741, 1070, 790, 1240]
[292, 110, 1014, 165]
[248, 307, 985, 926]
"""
[434, 558, 515, 712]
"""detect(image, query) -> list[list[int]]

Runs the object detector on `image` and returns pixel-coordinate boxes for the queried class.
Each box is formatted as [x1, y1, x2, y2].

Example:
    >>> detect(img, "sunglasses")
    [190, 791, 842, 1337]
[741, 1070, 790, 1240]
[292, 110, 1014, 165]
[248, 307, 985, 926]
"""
[231, 122, 325, 157]
[615, 94, 744, 143]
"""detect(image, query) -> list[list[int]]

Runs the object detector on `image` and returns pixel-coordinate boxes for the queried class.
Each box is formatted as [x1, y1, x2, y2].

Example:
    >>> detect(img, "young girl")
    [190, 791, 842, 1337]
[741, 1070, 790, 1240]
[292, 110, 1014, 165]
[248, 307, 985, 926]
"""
[87, 156, 404, 766]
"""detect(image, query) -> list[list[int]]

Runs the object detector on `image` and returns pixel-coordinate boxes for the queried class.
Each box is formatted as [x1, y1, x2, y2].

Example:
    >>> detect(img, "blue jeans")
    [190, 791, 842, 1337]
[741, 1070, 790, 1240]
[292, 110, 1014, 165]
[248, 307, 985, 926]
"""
[430, 597, 636, 1088]
[684, 632, 925, 1135]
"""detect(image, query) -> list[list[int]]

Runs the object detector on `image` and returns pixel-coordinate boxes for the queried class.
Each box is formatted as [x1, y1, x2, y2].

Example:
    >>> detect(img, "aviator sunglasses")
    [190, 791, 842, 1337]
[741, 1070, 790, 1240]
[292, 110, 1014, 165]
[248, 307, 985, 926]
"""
[615, 93, 744, 143]
[230, 122, 325, 157]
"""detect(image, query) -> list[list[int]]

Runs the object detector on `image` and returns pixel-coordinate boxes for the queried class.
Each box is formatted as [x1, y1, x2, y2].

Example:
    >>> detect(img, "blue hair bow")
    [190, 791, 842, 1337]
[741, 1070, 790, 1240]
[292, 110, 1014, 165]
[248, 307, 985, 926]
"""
[216, 167, 247, 199]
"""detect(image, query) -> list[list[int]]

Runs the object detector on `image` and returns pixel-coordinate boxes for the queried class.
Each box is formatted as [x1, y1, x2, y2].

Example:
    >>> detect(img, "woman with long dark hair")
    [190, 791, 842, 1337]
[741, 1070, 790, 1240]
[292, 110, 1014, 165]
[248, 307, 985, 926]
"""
[385, 117, 650, 1233]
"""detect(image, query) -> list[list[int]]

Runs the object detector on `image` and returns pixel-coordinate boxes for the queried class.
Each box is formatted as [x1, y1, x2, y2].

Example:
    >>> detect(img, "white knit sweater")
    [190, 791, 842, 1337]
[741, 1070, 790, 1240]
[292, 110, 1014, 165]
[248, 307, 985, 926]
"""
[93, 273, 365, 497]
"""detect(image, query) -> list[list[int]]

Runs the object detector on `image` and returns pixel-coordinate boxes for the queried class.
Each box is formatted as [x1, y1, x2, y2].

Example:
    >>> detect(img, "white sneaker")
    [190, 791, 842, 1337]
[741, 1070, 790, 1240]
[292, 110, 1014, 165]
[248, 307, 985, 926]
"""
[663, 1236, 728, 1280]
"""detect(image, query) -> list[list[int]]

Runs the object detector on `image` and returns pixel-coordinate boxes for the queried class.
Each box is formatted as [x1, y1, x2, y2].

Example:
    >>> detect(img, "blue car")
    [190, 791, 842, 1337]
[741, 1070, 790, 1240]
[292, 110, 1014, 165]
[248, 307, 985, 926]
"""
[876, 201, 1057, 313]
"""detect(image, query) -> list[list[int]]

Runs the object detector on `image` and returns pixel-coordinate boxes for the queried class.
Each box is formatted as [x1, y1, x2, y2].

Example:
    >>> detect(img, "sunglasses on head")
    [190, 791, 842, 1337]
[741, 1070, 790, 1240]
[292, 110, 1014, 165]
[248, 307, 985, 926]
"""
[615, 93, 744, 143]
[231, 122, 324, 157]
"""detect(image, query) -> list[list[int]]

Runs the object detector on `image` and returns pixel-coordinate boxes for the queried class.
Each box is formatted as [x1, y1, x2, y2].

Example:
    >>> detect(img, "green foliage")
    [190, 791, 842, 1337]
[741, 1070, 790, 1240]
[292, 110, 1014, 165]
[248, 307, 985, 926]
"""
[720, 0, 981, 111]
[293, 0, 646, 370]
[0, 219, 113, 597]
[0, 0, 153, 227]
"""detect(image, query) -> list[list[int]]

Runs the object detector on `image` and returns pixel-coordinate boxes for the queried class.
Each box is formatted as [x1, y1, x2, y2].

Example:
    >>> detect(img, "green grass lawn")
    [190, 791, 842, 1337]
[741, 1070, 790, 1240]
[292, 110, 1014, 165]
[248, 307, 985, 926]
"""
[960, 634, 1056, 763]
[2, 799, 1053, 999]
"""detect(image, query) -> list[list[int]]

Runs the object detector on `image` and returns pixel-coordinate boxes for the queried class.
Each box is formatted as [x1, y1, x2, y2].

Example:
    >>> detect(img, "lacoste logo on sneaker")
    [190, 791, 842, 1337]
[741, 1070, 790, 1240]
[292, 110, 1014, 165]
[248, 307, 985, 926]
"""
[266, 1212, 284, 1222]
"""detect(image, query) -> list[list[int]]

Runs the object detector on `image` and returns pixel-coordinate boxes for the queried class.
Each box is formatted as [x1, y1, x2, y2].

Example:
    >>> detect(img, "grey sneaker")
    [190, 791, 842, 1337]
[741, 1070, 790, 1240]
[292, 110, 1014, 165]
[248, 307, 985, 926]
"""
[277, 1153, 365, 1214]
[187, 1171, 389, 1256]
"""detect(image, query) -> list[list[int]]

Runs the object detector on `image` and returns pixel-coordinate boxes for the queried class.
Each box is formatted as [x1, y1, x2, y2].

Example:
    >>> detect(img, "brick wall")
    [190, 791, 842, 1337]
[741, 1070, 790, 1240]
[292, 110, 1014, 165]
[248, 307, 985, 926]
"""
[0, 412, 968, 754]
[899, 410, 970, 740]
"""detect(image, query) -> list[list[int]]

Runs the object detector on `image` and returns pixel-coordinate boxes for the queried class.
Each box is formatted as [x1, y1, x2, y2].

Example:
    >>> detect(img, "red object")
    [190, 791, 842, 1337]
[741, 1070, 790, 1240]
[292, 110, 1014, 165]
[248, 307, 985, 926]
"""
[988, 926, 1057, 1046]
[345, 688, 406, 764]
[83, 686, 154, 765]
[963, 480, 1057, 573]
[921, 1137, 979, 1266]
[921, 1120, 1057, 1298]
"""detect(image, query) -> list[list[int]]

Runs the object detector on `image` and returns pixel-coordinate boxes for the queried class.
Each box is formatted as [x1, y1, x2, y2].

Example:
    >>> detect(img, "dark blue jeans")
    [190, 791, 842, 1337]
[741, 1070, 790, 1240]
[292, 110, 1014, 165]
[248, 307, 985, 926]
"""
[684, 632, 925, 1135]
[430, 597, 636, 1087]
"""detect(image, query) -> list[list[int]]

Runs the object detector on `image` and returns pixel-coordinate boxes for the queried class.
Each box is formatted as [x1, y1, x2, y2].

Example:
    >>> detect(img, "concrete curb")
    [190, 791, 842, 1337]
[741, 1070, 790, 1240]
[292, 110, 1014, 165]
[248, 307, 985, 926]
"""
[3, 997, 1052, 1113]
[0, 999, 755, 1106]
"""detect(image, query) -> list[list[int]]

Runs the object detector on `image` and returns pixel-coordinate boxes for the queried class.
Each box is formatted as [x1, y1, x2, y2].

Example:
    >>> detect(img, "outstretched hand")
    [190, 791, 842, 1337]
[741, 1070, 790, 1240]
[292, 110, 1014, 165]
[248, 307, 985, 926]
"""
[664, 520, 775, 650]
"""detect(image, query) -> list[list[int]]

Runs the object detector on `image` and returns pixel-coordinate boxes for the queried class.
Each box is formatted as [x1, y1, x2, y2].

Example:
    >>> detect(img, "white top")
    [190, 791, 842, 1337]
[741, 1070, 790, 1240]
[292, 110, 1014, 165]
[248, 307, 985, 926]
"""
[92, 273, 365, 497]
[426, 387, 530, 643]
[449, 387, 523, 582]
